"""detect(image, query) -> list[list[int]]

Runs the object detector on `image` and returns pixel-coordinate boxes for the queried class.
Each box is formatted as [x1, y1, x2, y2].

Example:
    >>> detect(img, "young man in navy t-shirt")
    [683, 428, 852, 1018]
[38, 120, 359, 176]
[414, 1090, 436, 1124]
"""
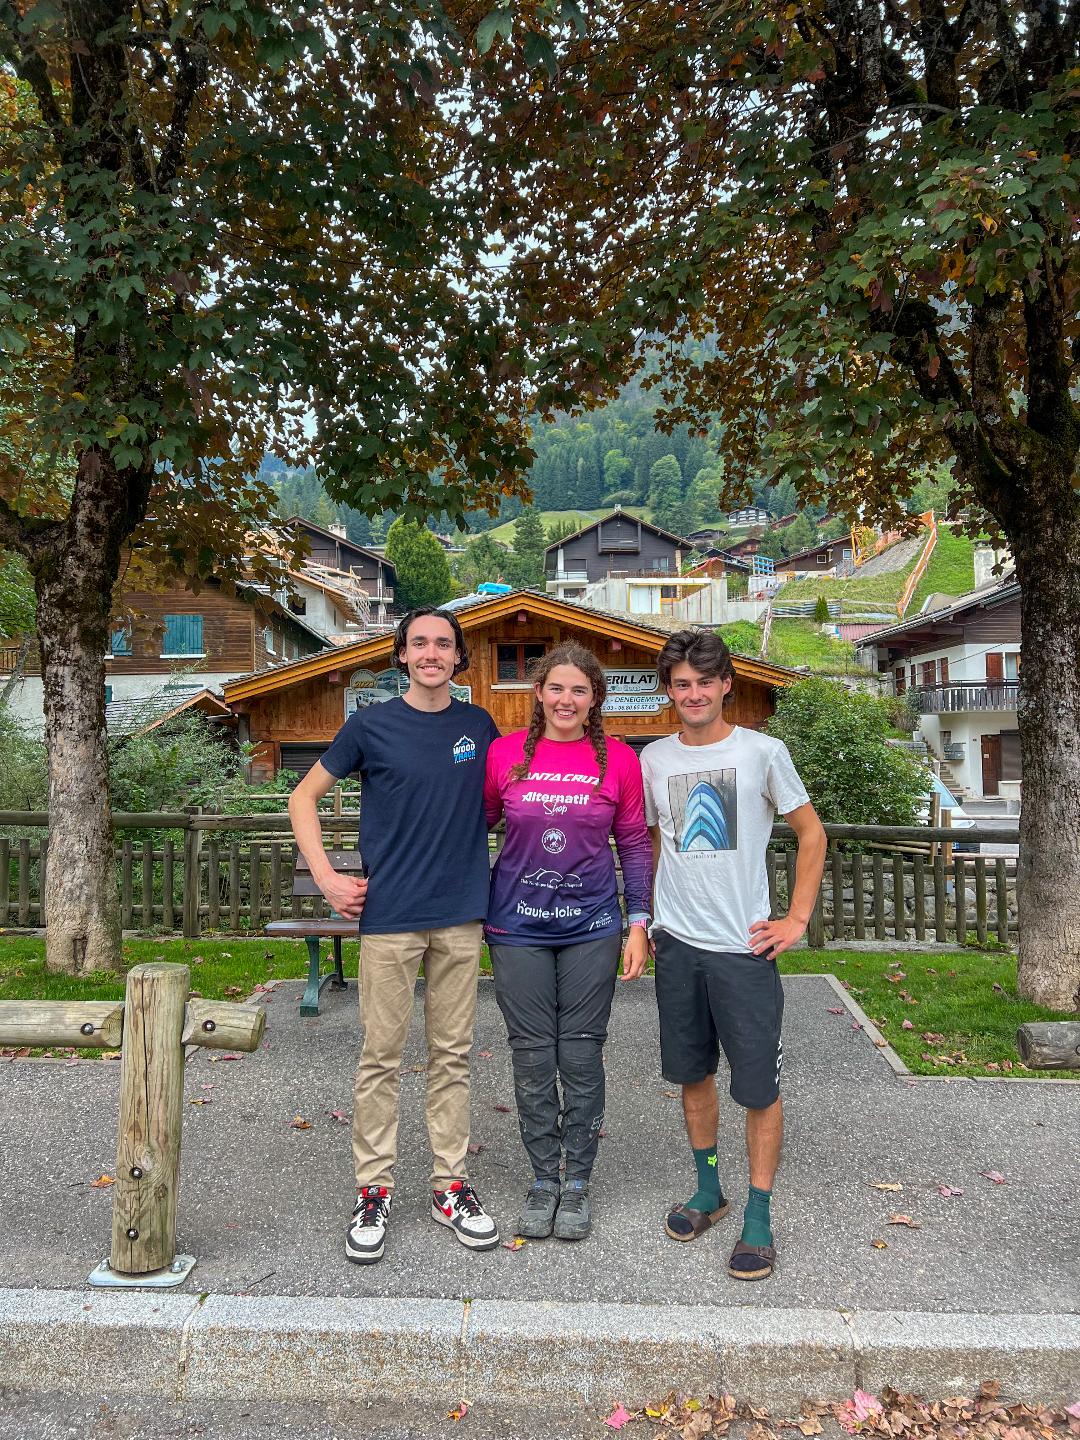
[288, 607, 500, 1264]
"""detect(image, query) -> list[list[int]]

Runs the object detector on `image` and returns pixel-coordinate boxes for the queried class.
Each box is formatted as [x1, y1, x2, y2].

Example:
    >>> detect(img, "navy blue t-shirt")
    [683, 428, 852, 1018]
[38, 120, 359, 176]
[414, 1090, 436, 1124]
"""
[320, 697, 499, 934]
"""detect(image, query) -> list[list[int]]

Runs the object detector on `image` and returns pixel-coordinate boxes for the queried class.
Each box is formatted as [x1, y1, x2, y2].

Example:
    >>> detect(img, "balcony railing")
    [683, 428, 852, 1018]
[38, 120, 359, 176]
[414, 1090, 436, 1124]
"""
[917, 682, 1019, 714]
[547, 567, 589, 582]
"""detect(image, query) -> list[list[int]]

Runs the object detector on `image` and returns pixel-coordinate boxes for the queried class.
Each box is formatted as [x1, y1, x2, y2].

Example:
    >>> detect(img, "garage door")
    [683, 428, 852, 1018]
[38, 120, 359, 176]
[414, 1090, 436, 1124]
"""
[279, 744, 331, 784]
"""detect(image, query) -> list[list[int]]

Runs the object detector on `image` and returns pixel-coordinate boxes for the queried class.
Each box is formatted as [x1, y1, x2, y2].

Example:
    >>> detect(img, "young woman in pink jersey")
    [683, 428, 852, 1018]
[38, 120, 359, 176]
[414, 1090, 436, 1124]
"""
[483, 642, 652, 1241]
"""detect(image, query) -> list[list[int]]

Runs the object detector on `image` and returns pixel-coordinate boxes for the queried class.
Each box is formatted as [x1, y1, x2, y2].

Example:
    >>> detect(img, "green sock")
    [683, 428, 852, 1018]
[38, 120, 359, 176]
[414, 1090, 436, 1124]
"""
[686, 1145, 722, 1213]
[741, 1185, 773, 1247]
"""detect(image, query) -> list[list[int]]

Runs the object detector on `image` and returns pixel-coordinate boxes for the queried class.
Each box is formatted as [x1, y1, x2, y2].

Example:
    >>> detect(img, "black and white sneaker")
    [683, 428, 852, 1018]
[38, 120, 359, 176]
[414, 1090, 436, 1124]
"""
[431, 1180, 500, 1250]
[346, 1185, 392, 1265]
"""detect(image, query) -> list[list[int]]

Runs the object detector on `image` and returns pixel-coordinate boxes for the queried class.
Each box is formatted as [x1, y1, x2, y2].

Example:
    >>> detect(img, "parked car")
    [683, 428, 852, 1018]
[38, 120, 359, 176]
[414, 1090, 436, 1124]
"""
[920, 774, 978, 852]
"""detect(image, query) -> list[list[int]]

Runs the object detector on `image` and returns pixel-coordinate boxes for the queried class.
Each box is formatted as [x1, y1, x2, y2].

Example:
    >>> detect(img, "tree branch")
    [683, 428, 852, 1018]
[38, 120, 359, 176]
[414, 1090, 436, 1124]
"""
[0, 497, 65, 562]
[0, 4, 68, 153]
[155, 32, 209, 189]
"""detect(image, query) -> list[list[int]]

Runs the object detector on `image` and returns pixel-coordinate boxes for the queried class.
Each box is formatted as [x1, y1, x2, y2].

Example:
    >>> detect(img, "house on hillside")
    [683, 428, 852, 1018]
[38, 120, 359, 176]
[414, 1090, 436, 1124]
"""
[0, 578, 332, 733]
[857, 575, 1021, 803]
[222, 589, 795, 781]
[544, 509, 688, 601]
[727, 506, 770, 528]
[772, 536, 854, 577]
[279, 516, 396, 625]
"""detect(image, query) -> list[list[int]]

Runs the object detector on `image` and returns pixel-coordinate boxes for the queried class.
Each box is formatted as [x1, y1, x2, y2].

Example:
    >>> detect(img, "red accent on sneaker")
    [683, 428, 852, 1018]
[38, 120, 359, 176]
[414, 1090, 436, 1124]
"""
[440, 1202, 453, 1216]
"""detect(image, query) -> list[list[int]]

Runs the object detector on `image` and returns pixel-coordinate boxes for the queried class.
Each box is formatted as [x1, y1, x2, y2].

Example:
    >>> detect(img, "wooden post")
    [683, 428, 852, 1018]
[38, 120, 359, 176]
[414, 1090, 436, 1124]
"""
[912, 853, 926, 942]
[121, 838, 133, 929]
[182, 822, 201, 938]
[141, 840, 154, 929]
[852, 853, 865, 939]
[872, 854, 886, 939]
[933, 848, 947, 941]
[0, 836, 9, 923]
[110, 963, 189, 1276]
[995, 858, 1009, 944]
[162, 840, 175, 932]
[892, 854, 906, 941]
[831, 847, 844, 942]
[955, 854, 968, 943]
[807, 884, 825, 949]
[974, 856, 988, 948]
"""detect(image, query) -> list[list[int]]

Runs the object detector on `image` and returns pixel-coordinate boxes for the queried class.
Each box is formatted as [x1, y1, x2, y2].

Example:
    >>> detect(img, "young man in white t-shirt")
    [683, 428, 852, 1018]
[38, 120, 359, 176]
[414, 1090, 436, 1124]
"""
[640, 631, 826, 1281]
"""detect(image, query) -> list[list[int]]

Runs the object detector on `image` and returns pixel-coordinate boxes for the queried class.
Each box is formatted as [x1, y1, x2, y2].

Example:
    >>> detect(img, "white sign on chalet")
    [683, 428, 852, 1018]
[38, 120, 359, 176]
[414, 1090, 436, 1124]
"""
[603, 668, 661, 694]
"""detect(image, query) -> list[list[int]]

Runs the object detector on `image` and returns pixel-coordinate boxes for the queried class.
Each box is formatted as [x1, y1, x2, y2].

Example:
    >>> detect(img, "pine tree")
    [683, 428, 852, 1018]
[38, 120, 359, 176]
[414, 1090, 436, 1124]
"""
[507, 507, 548, 587]
[384, 519, 452, 609]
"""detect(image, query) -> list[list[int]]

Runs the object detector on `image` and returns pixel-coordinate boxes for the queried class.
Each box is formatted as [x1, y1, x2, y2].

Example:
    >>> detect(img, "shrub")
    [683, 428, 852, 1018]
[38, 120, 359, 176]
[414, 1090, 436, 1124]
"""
[813, 595, 831, 624]
[767, 677, 929, 826]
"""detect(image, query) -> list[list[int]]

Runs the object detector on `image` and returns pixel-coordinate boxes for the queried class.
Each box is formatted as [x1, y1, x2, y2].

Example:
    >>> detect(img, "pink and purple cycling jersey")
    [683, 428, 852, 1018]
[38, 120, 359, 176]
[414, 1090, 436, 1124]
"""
[483, 731, 653, 947]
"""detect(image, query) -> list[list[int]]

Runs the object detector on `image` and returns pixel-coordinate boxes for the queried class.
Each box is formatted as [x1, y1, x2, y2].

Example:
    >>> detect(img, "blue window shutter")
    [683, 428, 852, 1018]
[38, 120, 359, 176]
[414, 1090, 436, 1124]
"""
[111, 627, 132, 655]
[163, 614, 204, 655]
[104, 685, 113, 704]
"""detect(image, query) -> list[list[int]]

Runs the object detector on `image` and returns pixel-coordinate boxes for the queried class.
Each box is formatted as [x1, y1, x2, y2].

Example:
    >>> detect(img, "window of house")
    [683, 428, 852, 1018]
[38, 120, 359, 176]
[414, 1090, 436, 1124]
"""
[1003, 653, 1019, 680]
[909, 664, 916, 688]
[496, 642, 546, 682]
[288, 596, 307, 616]
[919, 660, 936, 687]
[264, 626, 276, 655]
[653, 556, 671, 571]
[162, 614, 204, 656]
[941, 729, 952, 749]
[1000, 730, 1022, 781]
[938, 657, 949, 684]
[110, 626, 132, 656]
[894, 667, 905, 694]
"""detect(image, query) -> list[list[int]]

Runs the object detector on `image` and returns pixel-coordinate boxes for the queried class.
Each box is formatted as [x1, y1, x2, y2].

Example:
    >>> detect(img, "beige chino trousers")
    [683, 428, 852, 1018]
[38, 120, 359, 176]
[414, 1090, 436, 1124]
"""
[352, 921, 482, 1192]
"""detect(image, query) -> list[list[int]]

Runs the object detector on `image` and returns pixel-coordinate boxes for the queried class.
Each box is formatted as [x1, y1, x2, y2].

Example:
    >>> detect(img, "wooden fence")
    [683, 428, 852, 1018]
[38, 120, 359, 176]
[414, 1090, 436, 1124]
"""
[0, 811, 1020, 946]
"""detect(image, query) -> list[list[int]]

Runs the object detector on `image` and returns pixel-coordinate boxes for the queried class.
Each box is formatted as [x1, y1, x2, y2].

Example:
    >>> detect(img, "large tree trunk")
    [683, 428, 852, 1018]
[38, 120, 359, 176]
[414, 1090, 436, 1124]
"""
[34, 457, 134, 976]
[1012, 530, 1080, 1013]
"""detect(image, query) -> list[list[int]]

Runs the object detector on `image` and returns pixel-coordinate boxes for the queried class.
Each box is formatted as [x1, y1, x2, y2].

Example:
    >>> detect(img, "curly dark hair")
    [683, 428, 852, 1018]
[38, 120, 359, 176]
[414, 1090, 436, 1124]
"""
[393, 607, 470, 676]
[508, 642, 609, 785]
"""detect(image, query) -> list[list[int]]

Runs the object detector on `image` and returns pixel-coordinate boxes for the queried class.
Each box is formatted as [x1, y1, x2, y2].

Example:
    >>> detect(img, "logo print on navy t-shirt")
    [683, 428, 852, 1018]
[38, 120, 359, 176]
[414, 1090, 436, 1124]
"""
[453, 734, 476, 764]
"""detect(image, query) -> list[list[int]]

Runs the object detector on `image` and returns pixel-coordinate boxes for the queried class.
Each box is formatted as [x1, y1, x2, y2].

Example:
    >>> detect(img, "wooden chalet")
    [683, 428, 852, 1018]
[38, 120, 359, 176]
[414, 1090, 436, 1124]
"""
[222, 590, 796, 782]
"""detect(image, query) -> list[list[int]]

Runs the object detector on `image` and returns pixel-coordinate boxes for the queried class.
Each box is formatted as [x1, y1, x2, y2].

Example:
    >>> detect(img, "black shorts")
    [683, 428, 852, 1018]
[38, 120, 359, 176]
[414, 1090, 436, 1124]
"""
[653, 929, 784, 1110]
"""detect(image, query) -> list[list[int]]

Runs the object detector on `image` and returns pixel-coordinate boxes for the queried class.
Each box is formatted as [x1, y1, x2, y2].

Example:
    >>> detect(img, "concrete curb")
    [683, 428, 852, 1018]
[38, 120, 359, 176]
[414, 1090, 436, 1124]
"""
[2, 1289, 1078, 1410]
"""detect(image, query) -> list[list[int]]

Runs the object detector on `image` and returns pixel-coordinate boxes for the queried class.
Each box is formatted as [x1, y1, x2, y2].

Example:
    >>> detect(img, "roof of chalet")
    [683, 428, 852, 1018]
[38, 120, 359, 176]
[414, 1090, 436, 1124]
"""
[222, 588, 797, 702]
[855, 573, 1020, 649]
[106, 686, 235, 737]
[239, 583, 339, 650]
[280, 516, 398, 578]
[542, 509, 690, 556]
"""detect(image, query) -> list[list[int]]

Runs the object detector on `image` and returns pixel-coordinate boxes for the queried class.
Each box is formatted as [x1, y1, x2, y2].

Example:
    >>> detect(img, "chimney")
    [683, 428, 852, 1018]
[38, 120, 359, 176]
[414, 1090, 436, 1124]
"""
[328, 523, 347, 538]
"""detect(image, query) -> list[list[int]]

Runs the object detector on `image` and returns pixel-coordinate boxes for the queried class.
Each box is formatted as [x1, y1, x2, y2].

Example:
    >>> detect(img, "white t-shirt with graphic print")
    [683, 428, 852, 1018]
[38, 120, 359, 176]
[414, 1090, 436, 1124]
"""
[640, 727, 810, 954]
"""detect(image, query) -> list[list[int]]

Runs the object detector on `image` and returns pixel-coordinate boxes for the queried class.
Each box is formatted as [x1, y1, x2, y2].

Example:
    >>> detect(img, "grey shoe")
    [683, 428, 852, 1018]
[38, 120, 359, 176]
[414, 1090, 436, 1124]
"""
[553, 1180, 591, 1241]
[516, 1180, 560, 1238]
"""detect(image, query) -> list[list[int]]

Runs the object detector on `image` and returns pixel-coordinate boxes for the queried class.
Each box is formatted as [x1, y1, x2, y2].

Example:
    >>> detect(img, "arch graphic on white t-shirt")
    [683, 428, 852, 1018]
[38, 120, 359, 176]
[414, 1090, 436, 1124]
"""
[668, 768, 738, 853]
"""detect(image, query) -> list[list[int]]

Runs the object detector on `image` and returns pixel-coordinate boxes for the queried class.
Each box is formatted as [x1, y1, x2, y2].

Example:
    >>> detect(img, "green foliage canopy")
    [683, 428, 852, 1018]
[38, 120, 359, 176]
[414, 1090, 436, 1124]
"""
[767, 678, 929, 828]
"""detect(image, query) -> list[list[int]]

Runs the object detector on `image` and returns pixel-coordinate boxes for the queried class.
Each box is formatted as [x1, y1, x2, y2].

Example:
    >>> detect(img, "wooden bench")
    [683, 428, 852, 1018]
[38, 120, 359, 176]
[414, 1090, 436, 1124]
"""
[265, 849, 361, 1016]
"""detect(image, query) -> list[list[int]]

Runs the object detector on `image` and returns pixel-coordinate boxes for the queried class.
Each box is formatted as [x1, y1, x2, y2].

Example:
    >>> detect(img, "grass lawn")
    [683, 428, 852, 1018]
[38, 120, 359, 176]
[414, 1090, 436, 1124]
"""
[766, 619, 862, 674]
[0, 936, 1070, 1078]
[778, 529, 975, 611]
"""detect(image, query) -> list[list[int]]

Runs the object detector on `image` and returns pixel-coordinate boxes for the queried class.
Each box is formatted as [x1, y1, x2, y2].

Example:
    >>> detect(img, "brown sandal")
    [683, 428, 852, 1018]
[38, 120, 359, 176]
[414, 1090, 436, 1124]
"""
[727, 1238, 776, 1280]
[664, 1197, 730, 1242]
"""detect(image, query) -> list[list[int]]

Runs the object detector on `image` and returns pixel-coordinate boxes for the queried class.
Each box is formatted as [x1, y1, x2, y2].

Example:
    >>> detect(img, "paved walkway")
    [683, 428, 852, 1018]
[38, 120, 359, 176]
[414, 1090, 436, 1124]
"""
[1, 975, 1078, 1408]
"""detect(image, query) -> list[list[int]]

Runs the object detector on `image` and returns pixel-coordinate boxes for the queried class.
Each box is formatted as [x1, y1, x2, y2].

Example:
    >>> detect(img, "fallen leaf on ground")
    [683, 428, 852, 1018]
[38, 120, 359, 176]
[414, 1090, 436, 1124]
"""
[888, 1213, 921, 1228]
[938, 1185, 964, 1197]
[851, 1021, 863, 1031]
[827, 1007, 845, 1015]
[208, 1053, 242, 1064]
[901, 1019, 914, 1029]
[873, 1039, 889, 1048]
[1065, 1402, 1080, 1419]
[188, 1097, 211, 1106]
[885, 972, 906, 983]
[477, 1050, 493, 1059]
[502, 1237, 526, 1251]
[992, 982, 1004, 993]
[447, 1401, 468, 1422]
[981, 1170, 1006, 1184]
[290, 1115, 312, 1130]
[870, 1239, 888, 1249]
[493, 1103, 511, 1113]
[870, 1181, 903, 1192]
[852, 1392, 884, 1421]
[467, 1142, 485, 1155]
[90, 1175, 114, 1188]
[327, 1110, 349, 1124]
[604, 1405, 633, 1431]
[662, 1090, 679, 1098]
[224, 985, 243, 998]
[798, 1420, 823, 1435]
[921, 1032, 946, 1045]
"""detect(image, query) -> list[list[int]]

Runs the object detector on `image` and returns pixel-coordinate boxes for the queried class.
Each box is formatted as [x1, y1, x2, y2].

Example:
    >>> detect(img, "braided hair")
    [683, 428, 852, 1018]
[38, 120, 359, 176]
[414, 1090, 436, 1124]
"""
[508, 642, 608, 785]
